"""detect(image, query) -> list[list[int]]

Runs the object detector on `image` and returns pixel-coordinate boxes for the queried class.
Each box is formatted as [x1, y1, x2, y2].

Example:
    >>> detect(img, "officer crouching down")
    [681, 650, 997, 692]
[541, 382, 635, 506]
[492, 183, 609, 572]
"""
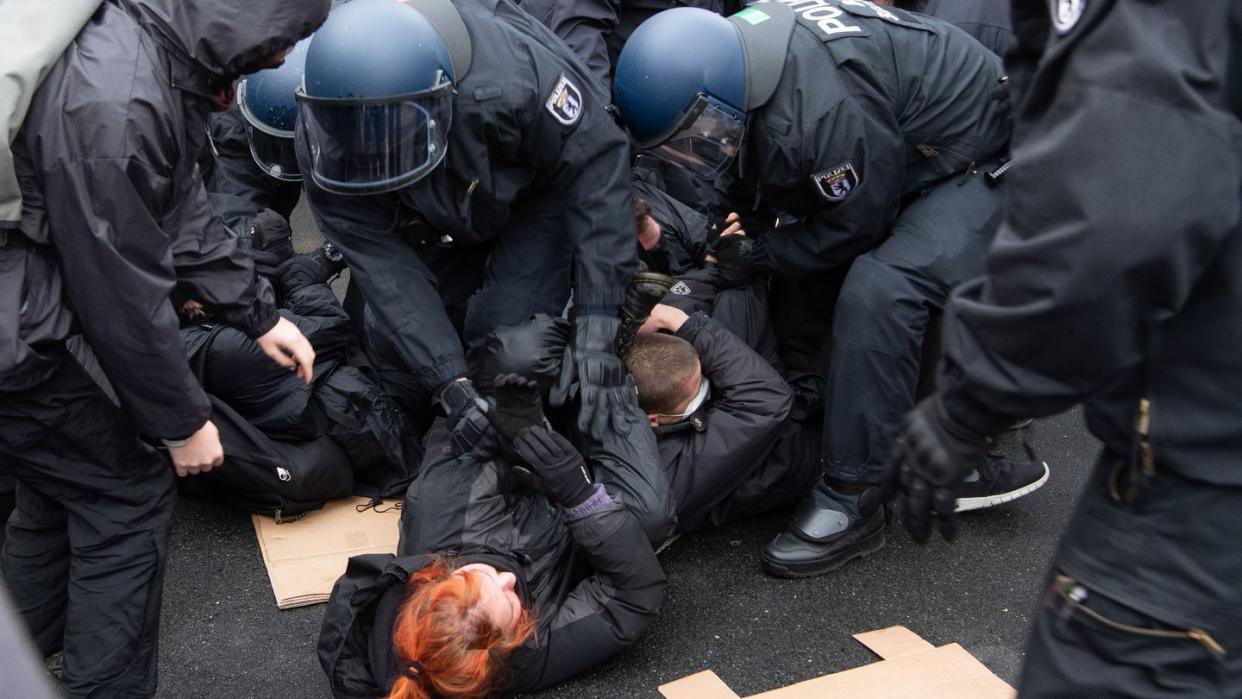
[612, 1, 1046, 578]
[293, 0, 639, 455]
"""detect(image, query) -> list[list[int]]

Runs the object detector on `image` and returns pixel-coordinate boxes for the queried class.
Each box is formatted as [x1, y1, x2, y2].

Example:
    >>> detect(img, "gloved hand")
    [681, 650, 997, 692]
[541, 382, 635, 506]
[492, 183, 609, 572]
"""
[437, 378, 496, 457]
[510, 424, 595, 509]
[708, 235, 765, 288]
[552, 315, 632, 441]
[486, 374, 545, 444]
[890, 395, 991, 543]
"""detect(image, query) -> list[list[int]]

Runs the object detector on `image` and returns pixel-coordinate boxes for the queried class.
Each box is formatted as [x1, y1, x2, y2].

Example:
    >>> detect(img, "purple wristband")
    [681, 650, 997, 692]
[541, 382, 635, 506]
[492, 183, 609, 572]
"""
[563, 485, 611, 521]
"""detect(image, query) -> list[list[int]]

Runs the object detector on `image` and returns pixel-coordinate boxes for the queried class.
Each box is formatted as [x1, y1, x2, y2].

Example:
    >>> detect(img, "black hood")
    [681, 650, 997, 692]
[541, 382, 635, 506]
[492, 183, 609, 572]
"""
[117, 0, 330, 82]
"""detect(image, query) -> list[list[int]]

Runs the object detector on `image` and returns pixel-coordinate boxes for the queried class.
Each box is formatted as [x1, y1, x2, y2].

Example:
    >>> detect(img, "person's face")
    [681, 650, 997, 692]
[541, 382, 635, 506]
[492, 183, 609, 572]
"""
[456, 563, 522, 631]
[648, 360, 703, 427]
[637, 215, 663, 251]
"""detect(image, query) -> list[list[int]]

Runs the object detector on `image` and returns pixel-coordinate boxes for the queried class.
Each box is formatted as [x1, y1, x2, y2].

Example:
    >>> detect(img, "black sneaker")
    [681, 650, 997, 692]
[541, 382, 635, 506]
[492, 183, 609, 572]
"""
[954, 456, 1049, 512]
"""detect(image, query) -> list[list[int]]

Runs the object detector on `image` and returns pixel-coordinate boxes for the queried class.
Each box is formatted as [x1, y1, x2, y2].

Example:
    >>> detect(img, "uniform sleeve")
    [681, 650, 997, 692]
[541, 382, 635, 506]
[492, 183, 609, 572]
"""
[544, 0, 620, 89]
[938, 0, 1242, 431]
[671, 314, 793, 517]
[170, 168, 279, 339]
[755, 95, 905, 275]
[303, 186, 470, 398]
[524, 55, 636, 313]
[41, 157, 210, 440]
[507, 501, 666, 693]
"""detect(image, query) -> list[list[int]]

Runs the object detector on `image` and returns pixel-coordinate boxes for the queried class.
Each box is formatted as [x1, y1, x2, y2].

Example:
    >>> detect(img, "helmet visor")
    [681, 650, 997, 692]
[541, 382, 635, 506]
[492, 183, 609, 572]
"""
[645, 95, 745, 178]
[244, 122, 302, 181]
[295, 78, 453, 195]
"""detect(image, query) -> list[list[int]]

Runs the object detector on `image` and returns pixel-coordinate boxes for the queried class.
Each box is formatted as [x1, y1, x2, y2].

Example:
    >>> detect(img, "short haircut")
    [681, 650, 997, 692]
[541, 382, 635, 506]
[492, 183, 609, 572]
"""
[634, 197, 652, 234]
[625, 332, 700, 414]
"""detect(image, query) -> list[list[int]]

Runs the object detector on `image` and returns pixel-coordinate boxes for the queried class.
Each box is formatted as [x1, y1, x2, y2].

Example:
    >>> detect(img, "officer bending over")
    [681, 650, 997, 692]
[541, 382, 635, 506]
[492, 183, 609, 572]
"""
[295, 0, 637, 454]
[613, 1, 1045, 579]
[0, 0, 326, 694]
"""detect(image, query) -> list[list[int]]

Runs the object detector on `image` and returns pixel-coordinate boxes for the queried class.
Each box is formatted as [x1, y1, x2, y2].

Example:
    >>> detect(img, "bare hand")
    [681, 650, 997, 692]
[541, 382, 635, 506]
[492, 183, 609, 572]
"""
[169, 421, 224, 477]
[639, 303, 689, 334]
[256, 316, 315, 384]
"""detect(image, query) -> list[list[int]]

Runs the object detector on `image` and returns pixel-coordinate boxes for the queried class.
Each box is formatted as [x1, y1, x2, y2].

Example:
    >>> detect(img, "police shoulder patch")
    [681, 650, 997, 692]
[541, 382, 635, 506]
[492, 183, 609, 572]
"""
[811, 161, 860, 202]
[670, 281, 692, 296]
[545, 74, 583, 126]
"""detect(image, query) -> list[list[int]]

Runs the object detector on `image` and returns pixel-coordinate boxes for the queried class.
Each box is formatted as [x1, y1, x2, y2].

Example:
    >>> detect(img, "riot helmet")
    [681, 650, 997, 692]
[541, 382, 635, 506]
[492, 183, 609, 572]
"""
[237, 37, 312, 181]
[295, 0, 457, 195]
[613, 5, 794, 177]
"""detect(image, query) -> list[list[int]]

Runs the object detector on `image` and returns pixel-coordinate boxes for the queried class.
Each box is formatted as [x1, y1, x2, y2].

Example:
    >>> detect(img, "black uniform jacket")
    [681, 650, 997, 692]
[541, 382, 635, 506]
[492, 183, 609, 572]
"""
[742, 0, 1009, 275]
[318, 422, 667, 696]
[2, 0, 328, 440]
[301, 0, 636, 398]
[939, 0, 1242, 486]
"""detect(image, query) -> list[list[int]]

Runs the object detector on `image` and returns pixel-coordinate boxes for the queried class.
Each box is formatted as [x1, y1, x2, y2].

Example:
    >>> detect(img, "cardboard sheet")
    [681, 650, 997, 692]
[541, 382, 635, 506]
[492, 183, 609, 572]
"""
[251, 497, 402, 609]
[659, 626, 1015, 699]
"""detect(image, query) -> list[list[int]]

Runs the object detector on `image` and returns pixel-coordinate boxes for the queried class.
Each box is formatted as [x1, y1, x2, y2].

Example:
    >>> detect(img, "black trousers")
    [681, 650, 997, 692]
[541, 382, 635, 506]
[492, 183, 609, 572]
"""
[1018, 454, 1242, 697]
[0, 356, 174, 698]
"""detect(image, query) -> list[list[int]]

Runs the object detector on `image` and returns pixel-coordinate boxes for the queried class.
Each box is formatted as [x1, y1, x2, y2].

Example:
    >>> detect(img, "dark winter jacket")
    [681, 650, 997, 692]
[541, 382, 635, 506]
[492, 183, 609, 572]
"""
[654, 313, 815, 531]
[521, 0, 743, 87]
[938, 0, 1242, 488]
[741, 0, 1008, 276]
[1, 0, 328, 440]
[318, 420, 667, 696]
[302, 0, 636, 400]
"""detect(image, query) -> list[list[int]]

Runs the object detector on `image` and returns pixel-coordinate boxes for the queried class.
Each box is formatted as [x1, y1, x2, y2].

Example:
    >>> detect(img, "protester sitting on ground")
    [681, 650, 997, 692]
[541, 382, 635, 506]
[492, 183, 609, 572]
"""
[177, 213, 422, 501]
[318, 370, 668, 697]
[627, 304, 820, 531]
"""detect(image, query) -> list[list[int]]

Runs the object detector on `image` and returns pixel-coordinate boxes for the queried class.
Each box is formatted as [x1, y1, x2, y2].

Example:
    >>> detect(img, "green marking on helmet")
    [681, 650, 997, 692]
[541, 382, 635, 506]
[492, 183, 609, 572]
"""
[734, 7, 772, 25]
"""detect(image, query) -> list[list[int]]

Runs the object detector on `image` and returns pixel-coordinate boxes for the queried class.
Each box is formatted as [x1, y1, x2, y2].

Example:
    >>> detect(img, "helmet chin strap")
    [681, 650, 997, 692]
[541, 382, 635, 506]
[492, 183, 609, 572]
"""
[729, 3, 797, 110]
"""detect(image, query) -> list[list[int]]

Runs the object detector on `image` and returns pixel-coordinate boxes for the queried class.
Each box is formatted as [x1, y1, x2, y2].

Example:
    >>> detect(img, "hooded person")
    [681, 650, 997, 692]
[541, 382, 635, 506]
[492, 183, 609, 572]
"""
[0, 0, 328, 694]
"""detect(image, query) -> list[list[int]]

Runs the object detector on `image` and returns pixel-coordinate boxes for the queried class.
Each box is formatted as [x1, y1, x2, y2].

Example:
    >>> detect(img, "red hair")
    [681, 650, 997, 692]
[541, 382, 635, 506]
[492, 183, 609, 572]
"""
[387, 558, 536, 699]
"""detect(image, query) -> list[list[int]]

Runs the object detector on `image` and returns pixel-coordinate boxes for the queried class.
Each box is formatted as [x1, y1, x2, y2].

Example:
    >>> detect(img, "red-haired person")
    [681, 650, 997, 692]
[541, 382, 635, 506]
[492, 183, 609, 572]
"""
[319, 365, 669, 698]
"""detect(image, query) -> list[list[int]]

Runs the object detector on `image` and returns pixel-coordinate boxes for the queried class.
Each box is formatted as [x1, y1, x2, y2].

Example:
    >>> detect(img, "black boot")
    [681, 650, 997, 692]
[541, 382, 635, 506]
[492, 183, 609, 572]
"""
[616, 270, 673, 355]
[761, 481, 886, 579]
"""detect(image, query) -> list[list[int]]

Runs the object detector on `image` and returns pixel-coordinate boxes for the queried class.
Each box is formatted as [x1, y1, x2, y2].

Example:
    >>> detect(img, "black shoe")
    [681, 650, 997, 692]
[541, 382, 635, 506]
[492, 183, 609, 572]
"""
[616, 271, 673, 355]
[761, 485, 886, 579]
[954, 457, 1049, 512]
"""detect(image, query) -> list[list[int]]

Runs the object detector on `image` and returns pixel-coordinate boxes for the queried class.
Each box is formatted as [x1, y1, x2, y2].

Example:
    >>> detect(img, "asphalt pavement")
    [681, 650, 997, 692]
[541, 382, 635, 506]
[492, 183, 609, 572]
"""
[11, 204, 1102, 697]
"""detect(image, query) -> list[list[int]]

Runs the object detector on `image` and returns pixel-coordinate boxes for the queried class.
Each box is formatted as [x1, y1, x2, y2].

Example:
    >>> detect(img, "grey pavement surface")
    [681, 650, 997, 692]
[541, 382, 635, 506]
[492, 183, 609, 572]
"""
[12, 203, 1100, 697]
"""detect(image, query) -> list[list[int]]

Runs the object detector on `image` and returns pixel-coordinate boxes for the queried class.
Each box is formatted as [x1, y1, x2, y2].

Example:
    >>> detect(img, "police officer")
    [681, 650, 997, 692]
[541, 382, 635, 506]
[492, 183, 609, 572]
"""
[294, 0, 637, 451]
[891, 0, 1242, 693]
[0, 0, 326, 694]
[613, 0, 1044, 579]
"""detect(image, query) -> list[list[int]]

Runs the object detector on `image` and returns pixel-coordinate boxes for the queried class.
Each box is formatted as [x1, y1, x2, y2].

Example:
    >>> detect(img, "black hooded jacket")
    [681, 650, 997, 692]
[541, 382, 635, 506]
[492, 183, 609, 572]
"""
[2, 0, 328, 439]
[318, 420, 667, 696]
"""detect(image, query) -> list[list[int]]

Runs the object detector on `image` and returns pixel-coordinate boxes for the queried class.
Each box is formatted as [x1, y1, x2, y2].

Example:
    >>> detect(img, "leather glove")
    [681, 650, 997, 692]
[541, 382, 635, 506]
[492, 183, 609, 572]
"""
[891, 395, 991, 543]
[486, 374, 545, 444]
[437, 378, 496, 457]
[510, 424, 595, 509]
[552, 315, 632, 441]
[708, 235, 766, 288]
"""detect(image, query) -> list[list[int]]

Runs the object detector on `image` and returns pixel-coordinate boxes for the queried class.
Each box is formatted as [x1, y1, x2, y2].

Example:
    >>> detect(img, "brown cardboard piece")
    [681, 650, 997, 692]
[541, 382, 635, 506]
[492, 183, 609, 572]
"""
[659, 626, 1015, 699]
[251, 497, 402, 609]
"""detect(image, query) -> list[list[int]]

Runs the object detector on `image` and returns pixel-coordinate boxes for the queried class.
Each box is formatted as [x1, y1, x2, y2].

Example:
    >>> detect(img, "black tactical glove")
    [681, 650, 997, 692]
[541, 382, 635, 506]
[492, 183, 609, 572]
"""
[616, 271, 673, 356]
[890, 395, 991, 543]
[709, 235, 765, 288]
[486, 374, 545, 444]
[551, 315, 631, 441]
[437, 378, 496, 457]
[510, 424, 595, 509]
